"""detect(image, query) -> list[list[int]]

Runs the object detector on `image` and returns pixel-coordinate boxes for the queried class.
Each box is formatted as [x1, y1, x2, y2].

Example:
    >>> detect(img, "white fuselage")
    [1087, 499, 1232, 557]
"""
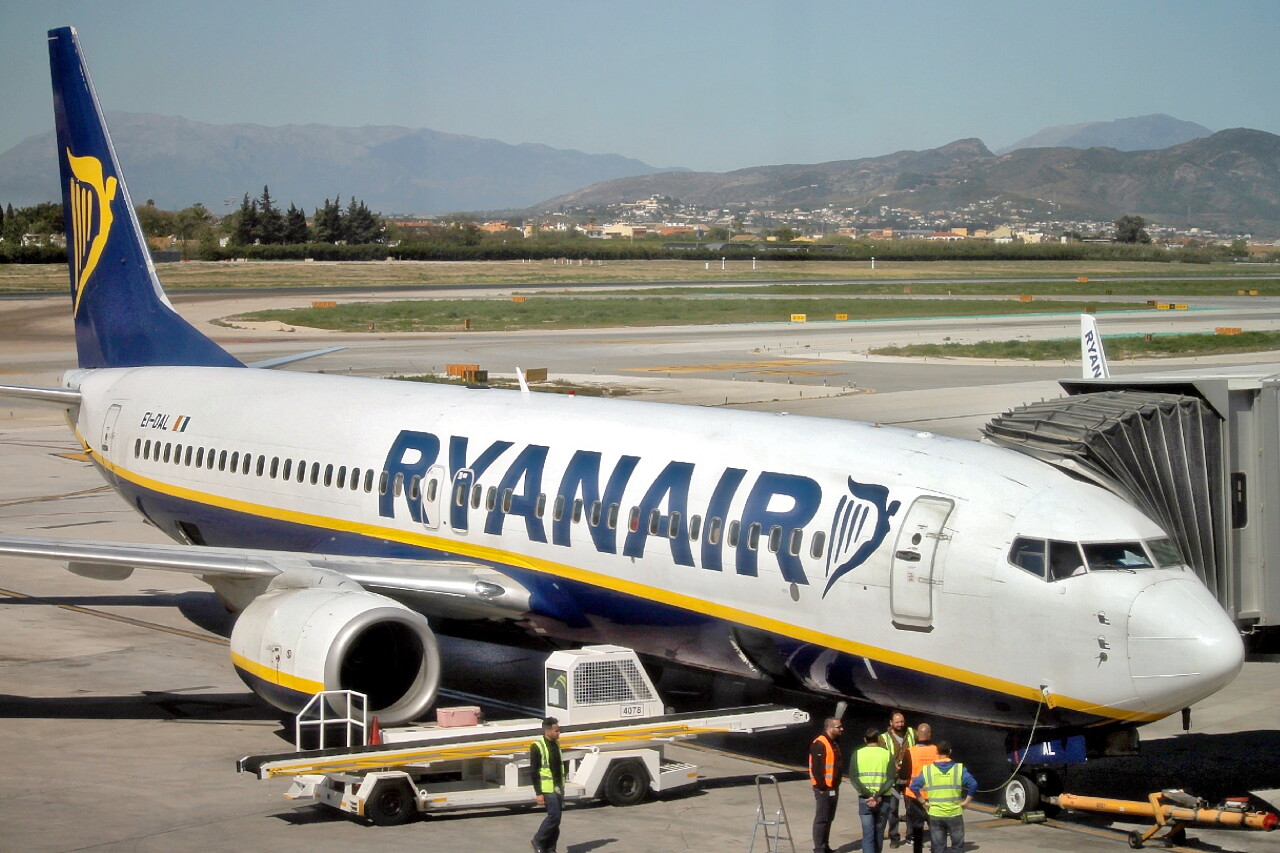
[68, 365, 1244, 730]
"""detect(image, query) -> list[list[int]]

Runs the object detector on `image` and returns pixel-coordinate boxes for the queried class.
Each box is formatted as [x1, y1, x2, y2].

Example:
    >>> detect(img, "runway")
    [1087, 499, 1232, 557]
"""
[2, 286, 1280, 851]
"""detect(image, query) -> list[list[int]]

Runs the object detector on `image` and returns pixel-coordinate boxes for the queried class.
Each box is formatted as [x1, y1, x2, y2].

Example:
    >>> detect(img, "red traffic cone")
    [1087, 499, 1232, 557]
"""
[368, 716, 382, 746]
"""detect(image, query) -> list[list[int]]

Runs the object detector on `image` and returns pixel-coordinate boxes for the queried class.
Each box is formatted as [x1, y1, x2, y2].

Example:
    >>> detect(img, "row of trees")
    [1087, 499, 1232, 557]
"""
[0, 199, 1251, 266]
[230, 187, 385, 246]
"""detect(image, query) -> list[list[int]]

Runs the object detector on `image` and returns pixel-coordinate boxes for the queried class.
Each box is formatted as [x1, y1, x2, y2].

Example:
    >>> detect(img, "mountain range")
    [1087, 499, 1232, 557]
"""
[0, 112, 677, 214]
[3, 112, 1277, 235]
[549, 130, 1280, 237]
[995, 114, 1213, 155]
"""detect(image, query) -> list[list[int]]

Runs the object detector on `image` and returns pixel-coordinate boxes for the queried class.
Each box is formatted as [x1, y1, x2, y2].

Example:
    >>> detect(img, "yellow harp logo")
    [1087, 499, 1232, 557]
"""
[66, 149, 118, 314]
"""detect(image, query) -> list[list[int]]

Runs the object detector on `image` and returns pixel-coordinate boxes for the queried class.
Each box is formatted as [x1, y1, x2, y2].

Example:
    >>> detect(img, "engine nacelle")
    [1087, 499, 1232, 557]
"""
[229, 586, 441, 725]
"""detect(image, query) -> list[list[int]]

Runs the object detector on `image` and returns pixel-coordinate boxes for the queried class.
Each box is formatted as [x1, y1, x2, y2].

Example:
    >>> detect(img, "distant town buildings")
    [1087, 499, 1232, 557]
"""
[522, 194, 1257, 247]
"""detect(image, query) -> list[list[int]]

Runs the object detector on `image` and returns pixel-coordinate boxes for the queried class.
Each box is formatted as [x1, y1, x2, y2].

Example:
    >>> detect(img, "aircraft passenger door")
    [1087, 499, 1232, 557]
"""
[421, 465, 445, 531]
[100, 404, 123, 455]
[889, 496, 954, 630]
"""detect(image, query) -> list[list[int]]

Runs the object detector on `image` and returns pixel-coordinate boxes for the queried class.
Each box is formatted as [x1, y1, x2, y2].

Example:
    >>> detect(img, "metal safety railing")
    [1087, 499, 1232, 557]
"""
[295, 689, 368, 751]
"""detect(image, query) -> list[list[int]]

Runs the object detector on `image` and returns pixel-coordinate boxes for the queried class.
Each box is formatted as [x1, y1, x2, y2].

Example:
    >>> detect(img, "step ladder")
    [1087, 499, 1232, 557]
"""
[748, 774, 796, 853]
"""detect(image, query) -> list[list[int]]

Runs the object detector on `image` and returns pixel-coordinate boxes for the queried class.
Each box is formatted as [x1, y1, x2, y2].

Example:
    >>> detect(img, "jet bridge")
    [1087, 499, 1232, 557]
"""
[982, 368, 1280, 644]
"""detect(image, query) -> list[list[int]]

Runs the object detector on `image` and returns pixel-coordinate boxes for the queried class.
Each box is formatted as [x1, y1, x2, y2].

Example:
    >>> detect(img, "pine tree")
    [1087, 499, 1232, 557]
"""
[345, 198, 384, 245]
[283, 203, 311, 244]
[257, 185, 284, 244]
[313, 197, 343, 244]
[232, 193, 259, 245]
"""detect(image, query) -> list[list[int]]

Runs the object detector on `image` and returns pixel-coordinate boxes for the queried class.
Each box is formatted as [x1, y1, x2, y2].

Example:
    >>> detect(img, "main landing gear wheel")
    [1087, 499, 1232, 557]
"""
[1000, 773, 1040, 818]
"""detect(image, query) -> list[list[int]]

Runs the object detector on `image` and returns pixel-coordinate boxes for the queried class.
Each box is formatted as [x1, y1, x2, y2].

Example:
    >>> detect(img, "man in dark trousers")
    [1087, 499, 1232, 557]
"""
[852, 728, 894, 853]
[878, 711, 916, 847]
[901, 723, 940, 853]
[909, 740, 977, 853]
[808, 717, 845, 853]
[530, 716, 565, 853]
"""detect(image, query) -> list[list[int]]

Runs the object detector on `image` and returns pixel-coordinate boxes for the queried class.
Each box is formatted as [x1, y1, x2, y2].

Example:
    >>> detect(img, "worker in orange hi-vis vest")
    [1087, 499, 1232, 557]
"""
[900, 723, 940, 853]
[808, 717, 845, 853]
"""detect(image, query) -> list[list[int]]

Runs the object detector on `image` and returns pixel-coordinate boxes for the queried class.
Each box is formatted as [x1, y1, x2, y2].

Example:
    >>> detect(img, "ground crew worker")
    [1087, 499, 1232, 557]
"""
[901, 723, 940, 853]
[530, 716, 565, 853]
[908, 740, 976, 853]
[878, 711, 916, 847]
[808, 717, 845, 853]
[851, 728, 894, 853]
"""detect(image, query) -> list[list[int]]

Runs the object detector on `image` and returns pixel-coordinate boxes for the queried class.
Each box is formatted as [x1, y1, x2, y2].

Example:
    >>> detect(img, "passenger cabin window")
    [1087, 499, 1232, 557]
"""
[809, 530, 826, 559]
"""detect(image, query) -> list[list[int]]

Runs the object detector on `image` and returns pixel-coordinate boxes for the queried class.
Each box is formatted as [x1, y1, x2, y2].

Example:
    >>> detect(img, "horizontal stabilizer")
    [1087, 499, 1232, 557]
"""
[247, 347, 347, 370]
[0, 384, 82, 407]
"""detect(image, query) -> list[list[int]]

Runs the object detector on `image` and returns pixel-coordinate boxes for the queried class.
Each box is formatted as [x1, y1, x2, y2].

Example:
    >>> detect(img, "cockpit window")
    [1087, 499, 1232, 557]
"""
[1009, 537, 1086, 580]
[1082, 541, 1154, 571]
[1147, 537, 1184, 568]
[1008, 537, 1046, 579]
[1049, 540, 1086, 580]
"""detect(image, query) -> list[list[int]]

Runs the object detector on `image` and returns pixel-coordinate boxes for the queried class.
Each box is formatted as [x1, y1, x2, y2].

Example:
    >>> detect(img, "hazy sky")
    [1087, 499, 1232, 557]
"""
[4, 0, 1278, 173]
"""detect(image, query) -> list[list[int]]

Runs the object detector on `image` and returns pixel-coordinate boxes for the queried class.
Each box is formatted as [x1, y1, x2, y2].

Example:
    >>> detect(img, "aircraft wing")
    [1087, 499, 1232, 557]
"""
[0, 534, 531, 619]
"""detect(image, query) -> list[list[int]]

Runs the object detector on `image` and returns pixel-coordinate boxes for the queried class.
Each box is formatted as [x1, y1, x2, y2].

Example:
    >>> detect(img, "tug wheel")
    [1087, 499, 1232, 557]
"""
[366, 778, 416, 826]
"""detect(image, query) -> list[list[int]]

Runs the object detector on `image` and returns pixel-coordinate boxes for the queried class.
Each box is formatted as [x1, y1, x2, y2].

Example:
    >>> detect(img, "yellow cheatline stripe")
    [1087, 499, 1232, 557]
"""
[230, 650, 324, 695]
[73, 429, 1162, 725]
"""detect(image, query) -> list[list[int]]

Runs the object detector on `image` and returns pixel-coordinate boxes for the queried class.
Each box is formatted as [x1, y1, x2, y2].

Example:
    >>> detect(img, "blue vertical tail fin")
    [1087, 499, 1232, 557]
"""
[49, 27, 242, 369]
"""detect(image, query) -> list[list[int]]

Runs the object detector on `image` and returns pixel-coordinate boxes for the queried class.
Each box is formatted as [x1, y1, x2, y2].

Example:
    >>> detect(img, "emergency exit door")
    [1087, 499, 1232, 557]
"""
[890, 496, 954, 629]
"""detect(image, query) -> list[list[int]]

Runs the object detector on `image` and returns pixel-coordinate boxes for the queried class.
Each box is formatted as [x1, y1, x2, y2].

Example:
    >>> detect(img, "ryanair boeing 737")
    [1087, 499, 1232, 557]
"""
[0, 29, 1244, 785]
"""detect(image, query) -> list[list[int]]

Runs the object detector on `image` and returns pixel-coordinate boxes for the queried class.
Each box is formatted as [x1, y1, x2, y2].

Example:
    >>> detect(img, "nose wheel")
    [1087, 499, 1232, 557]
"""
[1000, 770, 1062, 819]
[1001, 773, 1040, 818]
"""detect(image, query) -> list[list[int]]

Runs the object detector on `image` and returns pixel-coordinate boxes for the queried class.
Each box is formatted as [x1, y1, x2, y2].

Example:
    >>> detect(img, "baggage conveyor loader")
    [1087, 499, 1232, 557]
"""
[237, 645, 809, 825]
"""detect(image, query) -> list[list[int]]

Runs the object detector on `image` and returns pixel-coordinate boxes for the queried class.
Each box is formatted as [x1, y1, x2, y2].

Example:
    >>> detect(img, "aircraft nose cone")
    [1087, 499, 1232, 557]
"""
[1127, 577, 1244, 713]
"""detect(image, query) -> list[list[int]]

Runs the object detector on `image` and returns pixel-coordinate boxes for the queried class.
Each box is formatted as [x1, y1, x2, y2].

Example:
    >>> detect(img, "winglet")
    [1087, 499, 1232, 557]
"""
[1080, 314, 1110, 379]
[48, 27, 242, 369]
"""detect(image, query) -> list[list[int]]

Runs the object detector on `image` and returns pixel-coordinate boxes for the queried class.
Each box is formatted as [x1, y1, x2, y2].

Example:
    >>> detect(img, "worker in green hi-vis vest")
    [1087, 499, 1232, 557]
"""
[530, 716, 565, 853]
[850, 728, 894, 853]
[908, 741, 977, 853]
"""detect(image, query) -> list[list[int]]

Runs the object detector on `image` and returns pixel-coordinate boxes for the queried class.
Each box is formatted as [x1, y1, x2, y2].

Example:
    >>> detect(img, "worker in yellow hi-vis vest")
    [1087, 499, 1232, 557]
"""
[908, 740, 977, 853]
[530, 716, 565, 853]
[850, 728, 894, 853]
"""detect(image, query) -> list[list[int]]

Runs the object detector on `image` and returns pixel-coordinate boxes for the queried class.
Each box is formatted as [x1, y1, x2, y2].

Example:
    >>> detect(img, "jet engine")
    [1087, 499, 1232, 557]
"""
[229, 584, 441, 725]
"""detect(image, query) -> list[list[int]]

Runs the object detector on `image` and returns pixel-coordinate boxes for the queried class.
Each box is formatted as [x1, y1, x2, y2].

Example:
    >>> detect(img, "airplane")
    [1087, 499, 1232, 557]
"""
[0, 27, 1245, 788]
[1081, 313, 1111, 379]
